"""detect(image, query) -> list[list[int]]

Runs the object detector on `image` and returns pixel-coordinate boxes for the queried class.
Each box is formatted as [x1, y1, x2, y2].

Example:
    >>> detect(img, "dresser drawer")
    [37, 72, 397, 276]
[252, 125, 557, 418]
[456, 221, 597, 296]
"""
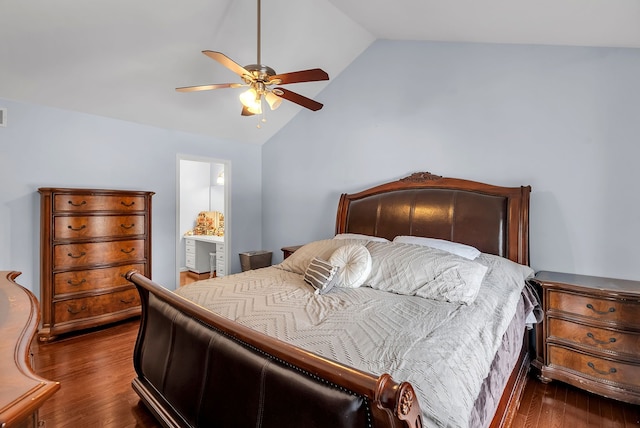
[54, 215, 146, 240]
[53, 239, 146, 269]
[54, 194, 146, 213]
[548, 318, 640, 357]
[548, 290, 640, 326]
[548, 345, 640, 388]
[216, 251, 224, 261]
[54, 288, 140, 324]
[54, 263, 145, 296]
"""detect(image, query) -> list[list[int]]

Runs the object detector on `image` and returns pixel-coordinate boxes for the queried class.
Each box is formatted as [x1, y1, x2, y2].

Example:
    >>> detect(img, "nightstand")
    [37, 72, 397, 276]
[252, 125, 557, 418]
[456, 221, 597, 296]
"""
[532, 271, 640, 404]
[281, 245, 302, 260]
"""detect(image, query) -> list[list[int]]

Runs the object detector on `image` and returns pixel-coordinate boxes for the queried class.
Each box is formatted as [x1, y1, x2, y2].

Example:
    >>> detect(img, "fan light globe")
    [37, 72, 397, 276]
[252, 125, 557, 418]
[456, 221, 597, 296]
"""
[265, 92, 282, 110]
[239, 88, 262, 114]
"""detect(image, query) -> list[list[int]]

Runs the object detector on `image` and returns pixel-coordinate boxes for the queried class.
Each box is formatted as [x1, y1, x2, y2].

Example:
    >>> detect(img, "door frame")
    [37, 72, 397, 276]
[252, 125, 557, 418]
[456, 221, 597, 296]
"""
[176, 154, 231, 287]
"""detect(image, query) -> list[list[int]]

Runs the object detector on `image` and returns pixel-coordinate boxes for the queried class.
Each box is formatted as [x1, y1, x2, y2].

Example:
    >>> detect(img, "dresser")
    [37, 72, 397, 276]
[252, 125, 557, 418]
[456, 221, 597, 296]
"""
[1, 271, 59, 427]
[532, 271, 640, 404]
[38, 188, 153, 342]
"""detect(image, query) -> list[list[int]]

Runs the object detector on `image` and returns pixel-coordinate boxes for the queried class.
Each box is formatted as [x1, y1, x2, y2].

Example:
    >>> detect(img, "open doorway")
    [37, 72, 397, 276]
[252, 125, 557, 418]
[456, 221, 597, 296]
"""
[176, 155, 230, 287]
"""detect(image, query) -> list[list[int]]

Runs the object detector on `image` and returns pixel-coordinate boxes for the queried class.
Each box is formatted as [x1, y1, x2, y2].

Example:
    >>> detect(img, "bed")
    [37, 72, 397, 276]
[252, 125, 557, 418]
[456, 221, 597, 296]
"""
[126, 171, 538, 428]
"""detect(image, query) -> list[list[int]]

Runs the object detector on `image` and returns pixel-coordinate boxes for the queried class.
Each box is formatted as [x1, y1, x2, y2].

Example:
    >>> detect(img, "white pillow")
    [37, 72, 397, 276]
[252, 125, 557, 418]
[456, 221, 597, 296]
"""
[365, 241, 488, 304]
[328, 244, 372, 288]
[392, 236, 481, 260]
[277, 238, 364, 275]
[334, 233, 390, 243]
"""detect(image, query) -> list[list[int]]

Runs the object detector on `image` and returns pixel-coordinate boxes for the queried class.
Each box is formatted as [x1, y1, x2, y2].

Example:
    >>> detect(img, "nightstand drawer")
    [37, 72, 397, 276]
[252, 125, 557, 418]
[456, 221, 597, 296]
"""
[548, 318, 639, 357]
[548, 345, 640, 388]
[548, 290, 639, 326]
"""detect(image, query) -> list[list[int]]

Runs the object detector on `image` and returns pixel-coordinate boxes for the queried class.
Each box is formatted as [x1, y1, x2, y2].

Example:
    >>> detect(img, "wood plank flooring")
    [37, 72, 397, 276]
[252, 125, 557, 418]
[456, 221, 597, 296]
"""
[513, 371, 639, 428]
[33, 320, 161, 428]
[33, 319, 640, 427]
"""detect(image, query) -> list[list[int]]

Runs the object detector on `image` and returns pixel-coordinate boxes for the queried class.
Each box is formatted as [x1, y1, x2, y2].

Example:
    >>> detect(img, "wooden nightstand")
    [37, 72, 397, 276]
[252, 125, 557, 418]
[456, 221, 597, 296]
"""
[281, 245, 302, 260]
[531, 271, 640, 404]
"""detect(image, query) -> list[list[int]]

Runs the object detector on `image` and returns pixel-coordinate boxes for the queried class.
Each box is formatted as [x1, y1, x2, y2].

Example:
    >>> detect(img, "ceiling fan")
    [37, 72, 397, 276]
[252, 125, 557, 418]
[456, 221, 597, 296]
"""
[176, 0, 329, 119]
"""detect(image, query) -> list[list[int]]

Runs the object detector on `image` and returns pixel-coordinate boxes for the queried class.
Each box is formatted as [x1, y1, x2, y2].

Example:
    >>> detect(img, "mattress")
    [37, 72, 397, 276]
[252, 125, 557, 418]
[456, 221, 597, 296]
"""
[175, 252, 533, 427]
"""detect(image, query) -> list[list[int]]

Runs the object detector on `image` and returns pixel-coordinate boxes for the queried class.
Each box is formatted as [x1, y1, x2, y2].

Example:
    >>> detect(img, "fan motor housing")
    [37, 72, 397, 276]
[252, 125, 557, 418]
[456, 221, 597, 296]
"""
[244, 64, 276, 81]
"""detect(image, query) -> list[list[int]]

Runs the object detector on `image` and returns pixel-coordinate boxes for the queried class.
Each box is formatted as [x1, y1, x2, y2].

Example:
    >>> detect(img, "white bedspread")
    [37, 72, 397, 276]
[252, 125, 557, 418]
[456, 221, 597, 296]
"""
[175, 253, 533, 428]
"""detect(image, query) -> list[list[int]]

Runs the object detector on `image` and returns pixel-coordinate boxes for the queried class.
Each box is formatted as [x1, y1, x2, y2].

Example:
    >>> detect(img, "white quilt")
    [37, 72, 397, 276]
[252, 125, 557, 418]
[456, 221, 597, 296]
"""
[175, 253, 533, 428]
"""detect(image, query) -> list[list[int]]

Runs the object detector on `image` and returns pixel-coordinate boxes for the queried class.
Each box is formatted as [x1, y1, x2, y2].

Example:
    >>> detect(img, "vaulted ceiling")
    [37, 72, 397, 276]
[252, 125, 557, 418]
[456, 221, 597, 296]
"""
[1, 0, 638, 145]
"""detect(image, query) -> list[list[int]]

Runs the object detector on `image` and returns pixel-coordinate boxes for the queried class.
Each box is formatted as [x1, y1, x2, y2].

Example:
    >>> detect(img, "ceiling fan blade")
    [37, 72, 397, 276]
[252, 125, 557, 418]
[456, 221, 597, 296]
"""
[203, 51, 250, 78]
[274, 87, 323, 111]
[241, 106, 256, 116]
[271, 68, 329, 85]
[176, 83, 243, 92]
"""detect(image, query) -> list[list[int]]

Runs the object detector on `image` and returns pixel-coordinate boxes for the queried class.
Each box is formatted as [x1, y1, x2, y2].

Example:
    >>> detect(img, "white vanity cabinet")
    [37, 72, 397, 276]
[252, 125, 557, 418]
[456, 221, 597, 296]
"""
[215, 242, 225, 277]
[185, 236, 224, 276]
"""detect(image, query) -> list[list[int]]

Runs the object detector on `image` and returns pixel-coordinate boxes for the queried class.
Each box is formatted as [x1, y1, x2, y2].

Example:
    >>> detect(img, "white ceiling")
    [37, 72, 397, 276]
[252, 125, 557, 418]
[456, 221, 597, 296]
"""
[1, 0, 639, 145]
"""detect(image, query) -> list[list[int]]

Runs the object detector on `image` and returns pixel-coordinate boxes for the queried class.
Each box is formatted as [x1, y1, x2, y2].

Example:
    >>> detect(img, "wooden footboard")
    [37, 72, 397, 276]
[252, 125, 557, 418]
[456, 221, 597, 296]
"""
[127, 270, 423, 428]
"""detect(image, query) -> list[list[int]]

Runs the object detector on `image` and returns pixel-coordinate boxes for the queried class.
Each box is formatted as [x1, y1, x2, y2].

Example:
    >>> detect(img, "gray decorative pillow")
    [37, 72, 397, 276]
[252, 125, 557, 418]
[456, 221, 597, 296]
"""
[277, 238, 365, 275]
[365, 241, 489, 304]
[304, 257, 340, 295]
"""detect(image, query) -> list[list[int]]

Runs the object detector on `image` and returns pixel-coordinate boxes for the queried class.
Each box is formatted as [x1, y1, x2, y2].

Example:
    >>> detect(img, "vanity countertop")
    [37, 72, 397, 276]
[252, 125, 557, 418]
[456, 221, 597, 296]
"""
[185, 235, 224, 243]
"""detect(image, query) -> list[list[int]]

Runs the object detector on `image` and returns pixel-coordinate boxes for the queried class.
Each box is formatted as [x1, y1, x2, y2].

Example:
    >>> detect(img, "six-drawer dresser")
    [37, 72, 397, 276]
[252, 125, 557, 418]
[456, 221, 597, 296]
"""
[38, 188, 153, 342]
[532, 270, 640, 404]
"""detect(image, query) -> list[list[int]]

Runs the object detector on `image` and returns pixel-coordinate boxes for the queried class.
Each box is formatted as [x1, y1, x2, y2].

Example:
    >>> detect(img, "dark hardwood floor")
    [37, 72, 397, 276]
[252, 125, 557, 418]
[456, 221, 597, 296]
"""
[513, 370, 639, 427]
[33, 319, 639, 427]
[33, 319, 161, 428]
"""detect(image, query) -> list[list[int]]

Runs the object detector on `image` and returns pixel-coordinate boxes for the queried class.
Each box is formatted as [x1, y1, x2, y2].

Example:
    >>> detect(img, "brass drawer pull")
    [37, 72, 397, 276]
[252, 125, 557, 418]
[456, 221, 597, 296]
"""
[586, 303, 615, 315]
[120, 297, 136, 304]
[586, 332, 616, 345]
[121, 248, 135, 254]
[67, 305, 87, 315]
[67, 251, 86, 259]
[121, 201, 135, 207]
[587, 361, 617, 376]
[120, 223, 135, 229]
[67, 224, 87, 231]
[68, 200, 87, 207]
[66, 278, 87, 287]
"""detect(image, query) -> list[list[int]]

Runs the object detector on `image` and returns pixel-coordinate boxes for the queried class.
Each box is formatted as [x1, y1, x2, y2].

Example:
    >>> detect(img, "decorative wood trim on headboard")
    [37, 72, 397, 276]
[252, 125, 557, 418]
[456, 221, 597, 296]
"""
[335, 172, 531, 265]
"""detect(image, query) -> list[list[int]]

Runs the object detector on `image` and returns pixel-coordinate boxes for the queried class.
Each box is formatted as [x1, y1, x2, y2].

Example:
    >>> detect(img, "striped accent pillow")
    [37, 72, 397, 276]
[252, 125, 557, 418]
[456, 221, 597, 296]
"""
[304, 257, 340, 295]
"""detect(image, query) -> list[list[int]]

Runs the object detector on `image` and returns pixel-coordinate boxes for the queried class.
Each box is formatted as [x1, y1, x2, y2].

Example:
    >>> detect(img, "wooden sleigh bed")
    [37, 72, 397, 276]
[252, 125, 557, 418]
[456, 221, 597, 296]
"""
[126, 171, 534, 428]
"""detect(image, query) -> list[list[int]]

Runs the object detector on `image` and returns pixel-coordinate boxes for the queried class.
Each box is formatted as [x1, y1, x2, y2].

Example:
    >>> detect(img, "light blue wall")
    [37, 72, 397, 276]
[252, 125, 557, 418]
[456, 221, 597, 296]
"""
[263, 40, 640, 281]
[0, 98, 262, 297]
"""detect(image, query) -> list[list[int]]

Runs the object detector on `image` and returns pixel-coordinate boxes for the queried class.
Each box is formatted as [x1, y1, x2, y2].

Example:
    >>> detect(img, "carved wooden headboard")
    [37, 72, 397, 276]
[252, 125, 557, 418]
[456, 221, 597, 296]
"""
[335, 172, 531, 265]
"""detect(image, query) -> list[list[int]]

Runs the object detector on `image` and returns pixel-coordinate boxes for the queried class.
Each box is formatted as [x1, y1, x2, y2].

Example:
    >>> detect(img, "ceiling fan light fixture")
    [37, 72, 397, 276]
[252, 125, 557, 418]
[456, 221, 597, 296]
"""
[177, 0, 329, 120]
[239, 88, 262, 114]
[265, 91, 282, 110]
